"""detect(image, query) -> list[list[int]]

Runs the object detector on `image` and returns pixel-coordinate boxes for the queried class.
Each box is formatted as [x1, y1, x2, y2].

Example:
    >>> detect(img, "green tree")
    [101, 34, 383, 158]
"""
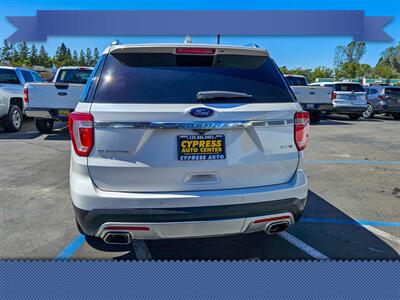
[85, 48, 92, 66]
[78, 50, 86, 65]
[37, 45, 51, 67]
[378, 43, 400, 73]
[334, 41, 366, 68]
[18, 42, 30, 65]
[310, 66, 333, 82]
[30, 44, 38, 65]
[0, 40, 13, 64]
[373, 64, 398, 79]
[72, 50, 79, 65]
[93, 48, 100, 65]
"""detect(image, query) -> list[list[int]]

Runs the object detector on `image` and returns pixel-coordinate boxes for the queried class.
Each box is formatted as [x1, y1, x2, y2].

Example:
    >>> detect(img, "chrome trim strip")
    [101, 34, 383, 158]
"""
[94, 119, 294, 130]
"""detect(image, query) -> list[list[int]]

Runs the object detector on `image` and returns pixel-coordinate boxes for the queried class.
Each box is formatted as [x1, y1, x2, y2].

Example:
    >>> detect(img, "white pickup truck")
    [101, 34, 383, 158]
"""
[284, 75, 333, 123]
[25, 66, 93, 133]
[0, 66, 45, 132]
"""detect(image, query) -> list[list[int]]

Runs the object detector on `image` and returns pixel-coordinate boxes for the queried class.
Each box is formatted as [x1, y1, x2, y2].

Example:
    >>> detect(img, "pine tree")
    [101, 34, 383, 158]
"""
[38, 45, 51, 67]
[78, 50, 86, 65]
[72, 50, 79, 65]
[10, 44, 20, 66]
[30, 44, 38, 66]
[85, 48, 92, 66]
[93, 48, 100, 65]
[54, 42, 68, 66]
[18, 42, 30, 65]
[0, 40, 13, 64]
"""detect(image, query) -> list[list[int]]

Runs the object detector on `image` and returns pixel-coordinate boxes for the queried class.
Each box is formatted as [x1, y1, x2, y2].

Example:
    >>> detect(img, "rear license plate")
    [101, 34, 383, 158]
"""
[319, 104, 330, 110]
[178, 135, 226, 161]
[349, 95, 356, 100]
[58, 109, 70, 116]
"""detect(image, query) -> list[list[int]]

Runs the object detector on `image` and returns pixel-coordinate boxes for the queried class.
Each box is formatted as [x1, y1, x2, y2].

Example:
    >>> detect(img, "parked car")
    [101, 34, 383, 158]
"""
[69, 43, 310, 246]
[364, 86, 400, 120]
[25, 66, 93, 133]
[0, 66, 44, 132]
[363, 86, 388, 118]
[310, 82, 367, 120]
[284, 75, 333, 123]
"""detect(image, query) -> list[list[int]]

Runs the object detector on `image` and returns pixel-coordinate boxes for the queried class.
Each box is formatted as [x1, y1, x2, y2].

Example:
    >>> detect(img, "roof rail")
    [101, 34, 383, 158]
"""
[111, 39, 121, 46]
[245, 43, 260, 48]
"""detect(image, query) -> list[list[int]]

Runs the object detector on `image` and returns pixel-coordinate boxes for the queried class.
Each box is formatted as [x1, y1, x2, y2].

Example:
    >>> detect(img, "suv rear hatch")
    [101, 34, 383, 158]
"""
[86, 45, 300, 192]
[333, 83, 366, 105]
[384, 87, 400, 111]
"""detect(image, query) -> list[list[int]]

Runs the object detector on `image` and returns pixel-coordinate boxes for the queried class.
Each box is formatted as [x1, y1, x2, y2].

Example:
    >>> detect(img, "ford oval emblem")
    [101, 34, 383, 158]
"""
[189, 107, 214, 118]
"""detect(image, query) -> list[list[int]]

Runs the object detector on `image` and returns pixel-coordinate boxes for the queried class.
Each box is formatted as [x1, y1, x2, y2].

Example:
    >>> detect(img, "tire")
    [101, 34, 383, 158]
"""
[1, 104, 23, 132]
[362, 104, 374, 119]
[35, 118, 54, 134]
[309, 111, 321, 124]
[392, 113, 400, 120]
[349, 114, 362, 121]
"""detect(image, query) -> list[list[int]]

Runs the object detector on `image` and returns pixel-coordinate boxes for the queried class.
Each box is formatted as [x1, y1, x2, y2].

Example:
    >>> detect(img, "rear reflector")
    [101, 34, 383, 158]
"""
[294, 111, 310, 151]
[254, 216, 290, 224]
[104, 226, 150, 231]
[176, 47, 216, 55]
[23, 87, 29, 104]
[68, 112, 94, 157]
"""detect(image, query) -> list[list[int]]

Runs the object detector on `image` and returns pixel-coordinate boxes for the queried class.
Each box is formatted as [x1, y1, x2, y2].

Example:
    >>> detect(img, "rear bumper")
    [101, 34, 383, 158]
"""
[331, 105, 367, 114]
[25, 108, 71, 121]
[70, 151, 308, 238]
[386, 106, 400, 113]
[74, 197, 307, 238]
[301, 103, 332, 112]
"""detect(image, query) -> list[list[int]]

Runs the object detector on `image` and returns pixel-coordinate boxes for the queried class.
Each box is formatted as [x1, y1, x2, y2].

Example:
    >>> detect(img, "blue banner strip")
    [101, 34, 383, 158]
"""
[1, 261, 399, 299]
[6, 10, 393, 42]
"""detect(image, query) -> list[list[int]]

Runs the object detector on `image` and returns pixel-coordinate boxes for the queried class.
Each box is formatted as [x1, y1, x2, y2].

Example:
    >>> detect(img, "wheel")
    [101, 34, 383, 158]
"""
[349, 114, 362, 121]
[35, 118, 54, 134]
[309, 111, 321, 124]
[1, 105, 23, 132]
[362, 104, 374, 119]
[392, 113, 400, 120]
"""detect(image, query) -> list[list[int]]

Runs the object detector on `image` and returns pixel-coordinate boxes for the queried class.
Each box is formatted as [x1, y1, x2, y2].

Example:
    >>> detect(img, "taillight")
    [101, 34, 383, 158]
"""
[294, 111, 310, 151]
[68, 112, 94, 157]
[331, 91, 337, 101]
[176, 47, 216, 55]
[23, 87, 29, 104]
[378, 95, 385, 100]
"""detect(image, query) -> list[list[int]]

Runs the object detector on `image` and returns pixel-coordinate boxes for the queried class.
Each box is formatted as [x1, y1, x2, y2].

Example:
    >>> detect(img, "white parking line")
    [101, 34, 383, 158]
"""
[363, 225, 400, 246]
[278, 231, 330, 260]
[132, 240, 152, 260]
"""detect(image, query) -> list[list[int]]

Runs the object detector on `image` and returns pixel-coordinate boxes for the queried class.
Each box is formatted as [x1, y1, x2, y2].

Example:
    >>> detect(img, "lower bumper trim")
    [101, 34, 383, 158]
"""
[74, 197, 307, 236]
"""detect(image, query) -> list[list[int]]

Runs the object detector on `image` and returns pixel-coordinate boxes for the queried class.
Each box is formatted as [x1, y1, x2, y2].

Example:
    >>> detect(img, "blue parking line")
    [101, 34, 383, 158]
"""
[301, 217, 400, 227]
[54, 234, 85, 260]
[305, 159, 400, 165]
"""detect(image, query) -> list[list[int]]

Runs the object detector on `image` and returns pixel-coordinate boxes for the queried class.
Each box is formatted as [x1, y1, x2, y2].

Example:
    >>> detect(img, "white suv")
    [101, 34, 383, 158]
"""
[69, 43, 309, 246]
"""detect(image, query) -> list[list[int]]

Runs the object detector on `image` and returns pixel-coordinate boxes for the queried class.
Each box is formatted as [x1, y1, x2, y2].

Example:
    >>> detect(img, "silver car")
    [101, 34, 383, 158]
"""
[310, 82, 367, 120]
[364, 86, 400, 120]
[69, 43, 309, 246]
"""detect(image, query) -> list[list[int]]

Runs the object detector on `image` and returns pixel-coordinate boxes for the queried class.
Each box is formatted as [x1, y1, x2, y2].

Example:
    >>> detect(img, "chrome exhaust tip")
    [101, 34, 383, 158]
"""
[265, 221, 290, 234]
[103, 232, 132, 245]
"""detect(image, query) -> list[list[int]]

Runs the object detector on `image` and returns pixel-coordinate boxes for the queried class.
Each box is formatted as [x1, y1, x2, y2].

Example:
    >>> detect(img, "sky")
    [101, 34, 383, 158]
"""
[0, 0, 399, 69]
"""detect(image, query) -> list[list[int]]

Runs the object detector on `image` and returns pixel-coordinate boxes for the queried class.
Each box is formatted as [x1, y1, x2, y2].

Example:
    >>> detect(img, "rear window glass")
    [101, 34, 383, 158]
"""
[334, 84, 365, 92]
[384, 87, 400, 95]
[92, 52, 295, 103]
[285, 76, 307, 86]
[56, 69, 93, 84]
[0, 69, 20, 84]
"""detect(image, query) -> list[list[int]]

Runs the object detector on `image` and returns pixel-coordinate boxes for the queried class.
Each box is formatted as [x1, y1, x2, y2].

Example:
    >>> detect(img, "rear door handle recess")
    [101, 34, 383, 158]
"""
[58, 92, 68, 96]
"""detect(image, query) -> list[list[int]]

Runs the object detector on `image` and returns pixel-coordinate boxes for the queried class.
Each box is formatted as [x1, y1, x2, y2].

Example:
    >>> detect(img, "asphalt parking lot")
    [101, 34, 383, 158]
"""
[0, 115, 399, 260]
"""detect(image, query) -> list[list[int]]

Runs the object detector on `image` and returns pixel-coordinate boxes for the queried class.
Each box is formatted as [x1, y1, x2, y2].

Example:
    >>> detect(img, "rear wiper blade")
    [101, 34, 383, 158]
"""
[197, 91, 253, 101]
